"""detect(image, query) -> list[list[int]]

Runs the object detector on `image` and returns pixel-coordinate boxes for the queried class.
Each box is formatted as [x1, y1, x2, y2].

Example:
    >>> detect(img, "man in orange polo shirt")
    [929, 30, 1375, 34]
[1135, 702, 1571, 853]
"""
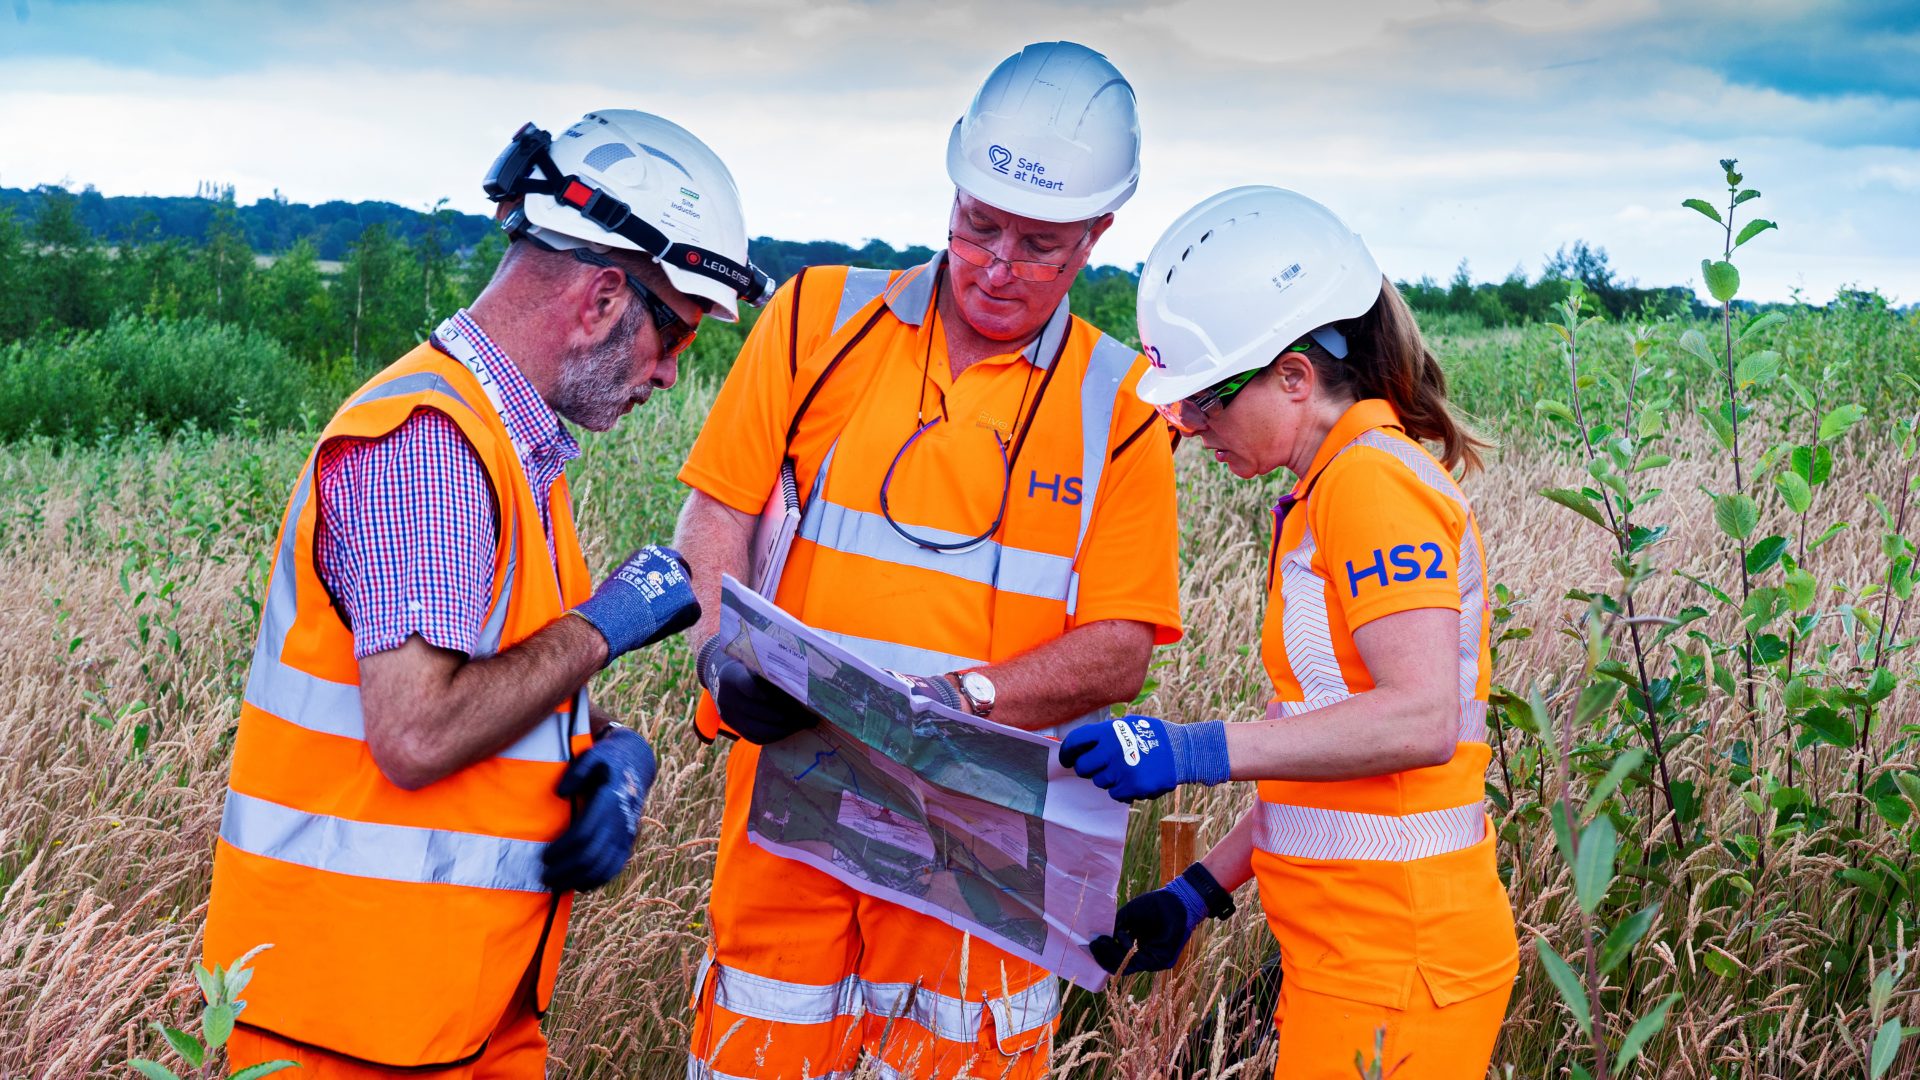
[672, 41, 1181, 1080]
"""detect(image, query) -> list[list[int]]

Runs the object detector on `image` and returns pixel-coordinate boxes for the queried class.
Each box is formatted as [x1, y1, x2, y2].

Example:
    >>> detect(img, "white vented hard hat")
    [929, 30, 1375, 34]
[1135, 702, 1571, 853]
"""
[1136, 186, 1384, 405]
[487, 110, 769, 322]
[945, 42, 1141, 223]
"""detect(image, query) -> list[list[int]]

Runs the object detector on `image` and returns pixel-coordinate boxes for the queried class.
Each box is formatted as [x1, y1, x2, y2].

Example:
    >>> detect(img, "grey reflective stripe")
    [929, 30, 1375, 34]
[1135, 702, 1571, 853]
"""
[835, 268, 894, 335]
[1071, 335, 1140, 579]
[1269, 697, 1489, 745]
[816, 631, 982, 677]
[345, 369, 469, 411]
[863, 975, 1058, 1044]
[693, 959, 1056, 1055]
[219, 790, 549, 892]
[1253, 800, 1487, 863]
[796, 499, 1074, 601]
[708, 963, 862, 1025]
[882, 253, 1069, 371]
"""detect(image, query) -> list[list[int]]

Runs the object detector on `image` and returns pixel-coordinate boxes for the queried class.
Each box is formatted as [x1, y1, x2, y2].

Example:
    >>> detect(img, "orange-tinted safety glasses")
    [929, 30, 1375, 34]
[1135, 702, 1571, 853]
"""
[947, 232, 1076, 283]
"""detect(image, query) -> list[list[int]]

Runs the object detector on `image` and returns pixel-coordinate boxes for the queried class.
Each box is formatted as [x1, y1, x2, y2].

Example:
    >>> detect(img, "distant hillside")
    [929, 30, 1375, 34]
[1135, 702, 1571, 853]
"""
[0, 184, 1133, 283]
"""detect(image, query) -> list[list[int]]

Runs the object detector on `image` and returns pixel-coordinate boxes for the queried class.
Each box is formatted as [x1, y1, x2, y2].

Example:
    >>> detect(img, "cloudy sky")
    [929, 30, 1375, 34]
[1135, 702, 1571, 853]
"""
[1, 0, 1915, 303]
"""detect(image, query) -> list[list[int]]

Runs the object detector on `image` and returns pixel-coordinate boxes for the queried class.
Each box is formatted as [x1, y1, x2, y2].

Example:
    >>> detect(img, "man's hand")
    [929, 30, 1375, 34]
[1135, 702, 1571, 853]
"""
[697, 638, 820, 745]
[1090, 862, 1236, 975]
[541, 725, 656, 893]
[571, 546, 700, 666]
[1058, 714, 1232, 802]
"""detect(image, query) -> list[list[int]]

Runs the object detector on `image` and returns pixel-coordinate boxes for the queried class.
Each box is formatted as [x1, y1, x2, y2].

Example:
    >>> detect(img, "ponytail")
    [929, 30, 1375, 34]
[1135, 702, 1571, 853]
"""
[1306, 276, 1490, 475]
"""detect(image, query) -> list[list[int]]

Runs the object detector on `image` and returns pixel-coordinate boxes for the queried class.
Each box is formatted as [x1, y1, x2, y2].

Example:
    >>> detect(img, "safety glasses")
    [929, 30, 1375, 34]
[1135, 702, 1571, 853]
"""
[947, 232, 1077, 283]
[570, 249, 698, 361]
[879, 417, 1014, 552]
[1154, 341, 1317, 436]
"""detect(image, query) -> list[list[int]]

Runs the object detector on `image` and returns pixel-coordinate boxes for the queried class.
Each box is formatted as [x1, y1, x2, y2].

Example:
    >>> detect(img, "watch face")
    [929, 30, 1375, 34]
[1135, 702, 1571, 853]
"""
[961, 671, 996, 706]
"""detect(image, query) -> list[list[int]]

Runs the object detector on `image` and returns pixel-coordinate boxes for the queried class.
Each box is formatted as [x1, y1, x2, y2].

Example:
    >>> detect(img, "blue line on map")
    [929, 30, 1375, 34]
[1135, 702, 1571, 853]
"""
[794, 748, 838, 782]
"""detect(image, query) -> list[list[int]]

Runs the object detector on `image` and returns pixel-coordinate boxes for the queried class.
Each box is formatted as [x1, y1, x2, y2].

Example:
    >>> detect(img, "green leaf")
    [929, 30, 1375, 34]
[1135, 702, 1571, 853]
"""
[128, 1062, 180, 1080]
[1810, 520, 1850, 550]
[1714, 493, 1760, 539]
[202, 1002, 235, 1050]
[154, 1024, 204, 1070]
[1541, 487, 1607, 528]
[1704, 259, 1741, 303]
[229, 1063, 302, 1080]
[1746, 535, 1789, 575]
[1734, 219, 1779, 249]
[1615, 992, 1682, 1069]
[1775, 471, 1812, 514]
[1534, 936, 1592, 1036]
[1682, 198, 1723, 224]
[1734, 188, 1761, 205]
[1574, 815, 1618, 915]
[1634, 453, 1673, 473]
[1798, 706, 1856, 747]
[1867, 667, 1897, 704]
[1677, 328, 1715, 364]
[1871, 1017, 1903, 1079]
[1698, 402, 1735, 449]
[1599, 903, 1659, 974]
[222, 962, 254, 1002]
[191, 962, 220, 1006]
[1535, 399, 1578, 427]
[1784, 567, 1817, 611]
[1703, 951, 1740, 979]
[1735, 350, 1780, 388]
[1583, 748, 1647, 820]
[1895, 770, 1920, 813]
[1819, 404, 1866, 442]
[1791, 444, 1834, 486]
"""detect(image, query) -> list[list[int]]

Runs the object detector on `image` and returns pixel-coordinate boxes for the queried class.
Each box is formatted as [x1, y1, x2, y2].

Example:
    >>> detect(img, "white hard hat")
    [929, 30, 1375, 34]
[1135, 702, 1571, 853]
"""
[484, 110, 771, 322]
[945, 42, 1141, 223]
[1135, 186, 1384, 405]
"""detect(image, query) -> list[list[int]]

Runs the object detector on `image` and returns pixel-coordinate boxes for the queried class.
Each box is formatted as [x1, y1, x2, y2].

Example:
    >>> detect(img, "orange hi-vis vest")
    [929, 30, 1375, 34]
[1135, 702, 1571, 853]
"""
[204, 339, 595, 1068]
[1252, 399, 1516, 1011]
[694, 258, 1167, 744]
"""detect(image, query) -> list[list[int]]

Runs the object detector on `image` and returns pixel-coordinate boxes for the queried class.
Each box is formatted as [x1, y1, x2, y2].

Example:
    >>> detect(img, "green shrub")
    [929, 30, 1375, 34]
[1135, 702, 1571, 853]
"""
[0, 316, 316, 442]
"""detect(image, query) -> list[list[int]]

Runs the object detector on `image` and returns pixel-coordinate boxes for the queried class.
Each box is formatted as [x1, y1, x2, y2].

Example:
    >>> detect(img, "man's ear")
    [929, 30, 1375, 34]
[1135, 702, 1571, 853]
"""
[577, 264, 629, 337]
[1085, 212, 1116, 248]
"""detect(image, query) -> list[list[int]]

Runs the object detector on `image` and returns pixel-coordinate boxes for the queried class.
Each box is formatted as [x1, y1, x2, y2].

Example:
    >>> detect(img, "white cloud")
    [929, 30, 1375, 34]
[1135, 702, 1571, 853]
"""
[0, 0, 1912, 304]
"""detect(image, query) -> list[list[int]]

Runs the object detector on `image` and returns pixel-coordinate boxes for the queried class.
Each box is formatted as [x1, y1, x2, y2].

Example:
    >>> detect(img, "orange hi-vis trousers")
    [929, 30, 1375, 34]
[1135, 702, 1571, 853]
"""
[688, 745, 1059, 1080]
[1270, 977, 1510, 1079]
[228, 987, 545, 1079]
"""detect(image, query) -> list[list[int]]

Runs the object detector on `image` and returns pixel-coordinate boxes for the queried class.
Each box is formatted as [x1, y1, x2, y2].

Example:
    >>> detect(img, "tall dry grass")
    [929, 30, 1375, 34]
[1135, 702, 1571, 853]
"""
[0, 308, 1915, 1078]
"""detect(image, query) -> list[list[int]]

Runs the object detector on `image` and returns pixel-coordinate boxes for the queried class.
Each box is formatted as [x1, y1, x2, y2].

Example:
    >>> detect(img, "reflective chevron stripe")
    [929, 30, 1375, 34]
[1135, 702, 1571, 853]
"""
[219, 790, 551, 891]
[1279, 524, 1349, 702]
[1253, 801, 1486, 862]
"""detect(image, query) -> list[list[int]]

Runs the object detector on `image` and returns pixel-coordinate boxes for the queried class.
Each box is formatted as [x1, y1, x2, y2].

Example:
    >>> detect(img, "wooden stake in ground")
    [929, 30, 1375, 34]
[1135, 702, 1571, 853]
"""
[1157, 813, 1203, 984]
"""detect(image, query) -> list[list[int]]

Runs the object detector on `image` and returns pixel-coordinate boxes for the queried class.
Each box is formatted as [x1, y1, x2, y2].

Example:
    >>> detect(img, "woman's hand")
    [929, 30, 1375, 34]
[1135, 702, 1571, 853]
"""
[1058, 714, 1232, 801]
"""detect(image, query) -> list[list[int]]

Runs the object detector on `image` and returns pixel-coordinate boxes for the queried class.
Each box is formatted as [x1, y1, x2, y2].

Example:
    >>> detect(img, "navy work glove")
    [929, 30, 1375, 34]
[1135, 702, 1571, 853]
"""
[1058, 714, 1232, 802]
[571, 546, 700, 666]
[697, 637, 820, 745]
[1090, 862, 1237, 975]
[541, 724, 656, 893]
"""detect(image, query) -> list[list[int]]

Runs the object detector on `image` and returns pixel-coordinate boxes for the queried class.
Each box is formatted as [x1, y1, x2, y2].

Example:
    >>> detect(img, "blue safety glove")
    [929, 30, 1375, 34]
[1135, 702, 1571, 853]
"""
[571, 546, 700, 666]
[1057, 714, 1232, 802]
[1090, 862, 1237, 975]
[541, 724, 656, 893]
[697, 637, 820, 745]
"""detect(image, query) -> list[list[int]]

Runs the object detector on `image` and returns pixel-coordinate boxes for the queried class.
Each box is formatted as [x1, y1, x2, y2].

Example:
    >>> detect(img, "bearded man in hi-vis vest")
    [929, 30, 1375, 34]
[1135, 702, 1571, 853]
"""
[205, 111, 775, 1077]
[674, 43, 1183, 1080]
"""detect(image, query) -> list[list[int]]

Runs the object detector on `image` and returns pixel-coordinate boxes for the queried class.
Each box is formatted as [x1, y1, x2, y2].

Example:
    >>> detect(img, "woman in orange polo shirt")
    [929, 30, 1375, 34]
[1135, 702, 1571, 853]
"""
[1059, 186, 1516, 1078]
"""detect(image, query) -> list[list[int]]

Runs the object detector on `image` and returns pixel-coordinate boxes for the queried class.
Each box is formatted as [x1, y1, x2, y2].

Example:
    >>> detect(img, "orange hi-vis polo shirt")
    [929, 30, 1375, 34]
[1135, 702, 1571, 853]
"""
[1251, 398, 1516, 1011]
[681, 257, 1181, 718]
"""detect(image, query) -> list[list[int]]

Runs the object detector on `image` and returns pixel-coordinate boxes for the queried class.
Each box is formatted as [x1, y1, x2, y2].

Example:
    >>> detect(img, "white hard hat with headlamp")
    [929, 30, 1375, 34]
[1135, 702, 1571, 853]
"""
[484, 109, 773, 323]
[946, 41, 1142, 223]
[1135, 186, 1385, 407]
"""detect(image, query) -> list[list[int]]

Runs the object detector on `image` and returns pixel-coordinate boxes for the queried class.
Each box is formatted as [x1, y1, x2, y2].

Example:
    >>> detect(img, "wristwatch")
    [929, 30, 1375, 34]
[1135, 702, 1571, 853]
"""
[954, 669, 997, 719]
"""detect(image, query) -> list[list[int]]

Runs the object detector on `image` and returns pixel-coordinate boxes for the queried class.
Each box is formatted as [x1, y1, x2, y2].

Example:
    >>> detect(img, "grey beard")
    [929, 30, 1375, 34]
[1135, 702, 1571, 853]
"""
[553, 304, 647, 432]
